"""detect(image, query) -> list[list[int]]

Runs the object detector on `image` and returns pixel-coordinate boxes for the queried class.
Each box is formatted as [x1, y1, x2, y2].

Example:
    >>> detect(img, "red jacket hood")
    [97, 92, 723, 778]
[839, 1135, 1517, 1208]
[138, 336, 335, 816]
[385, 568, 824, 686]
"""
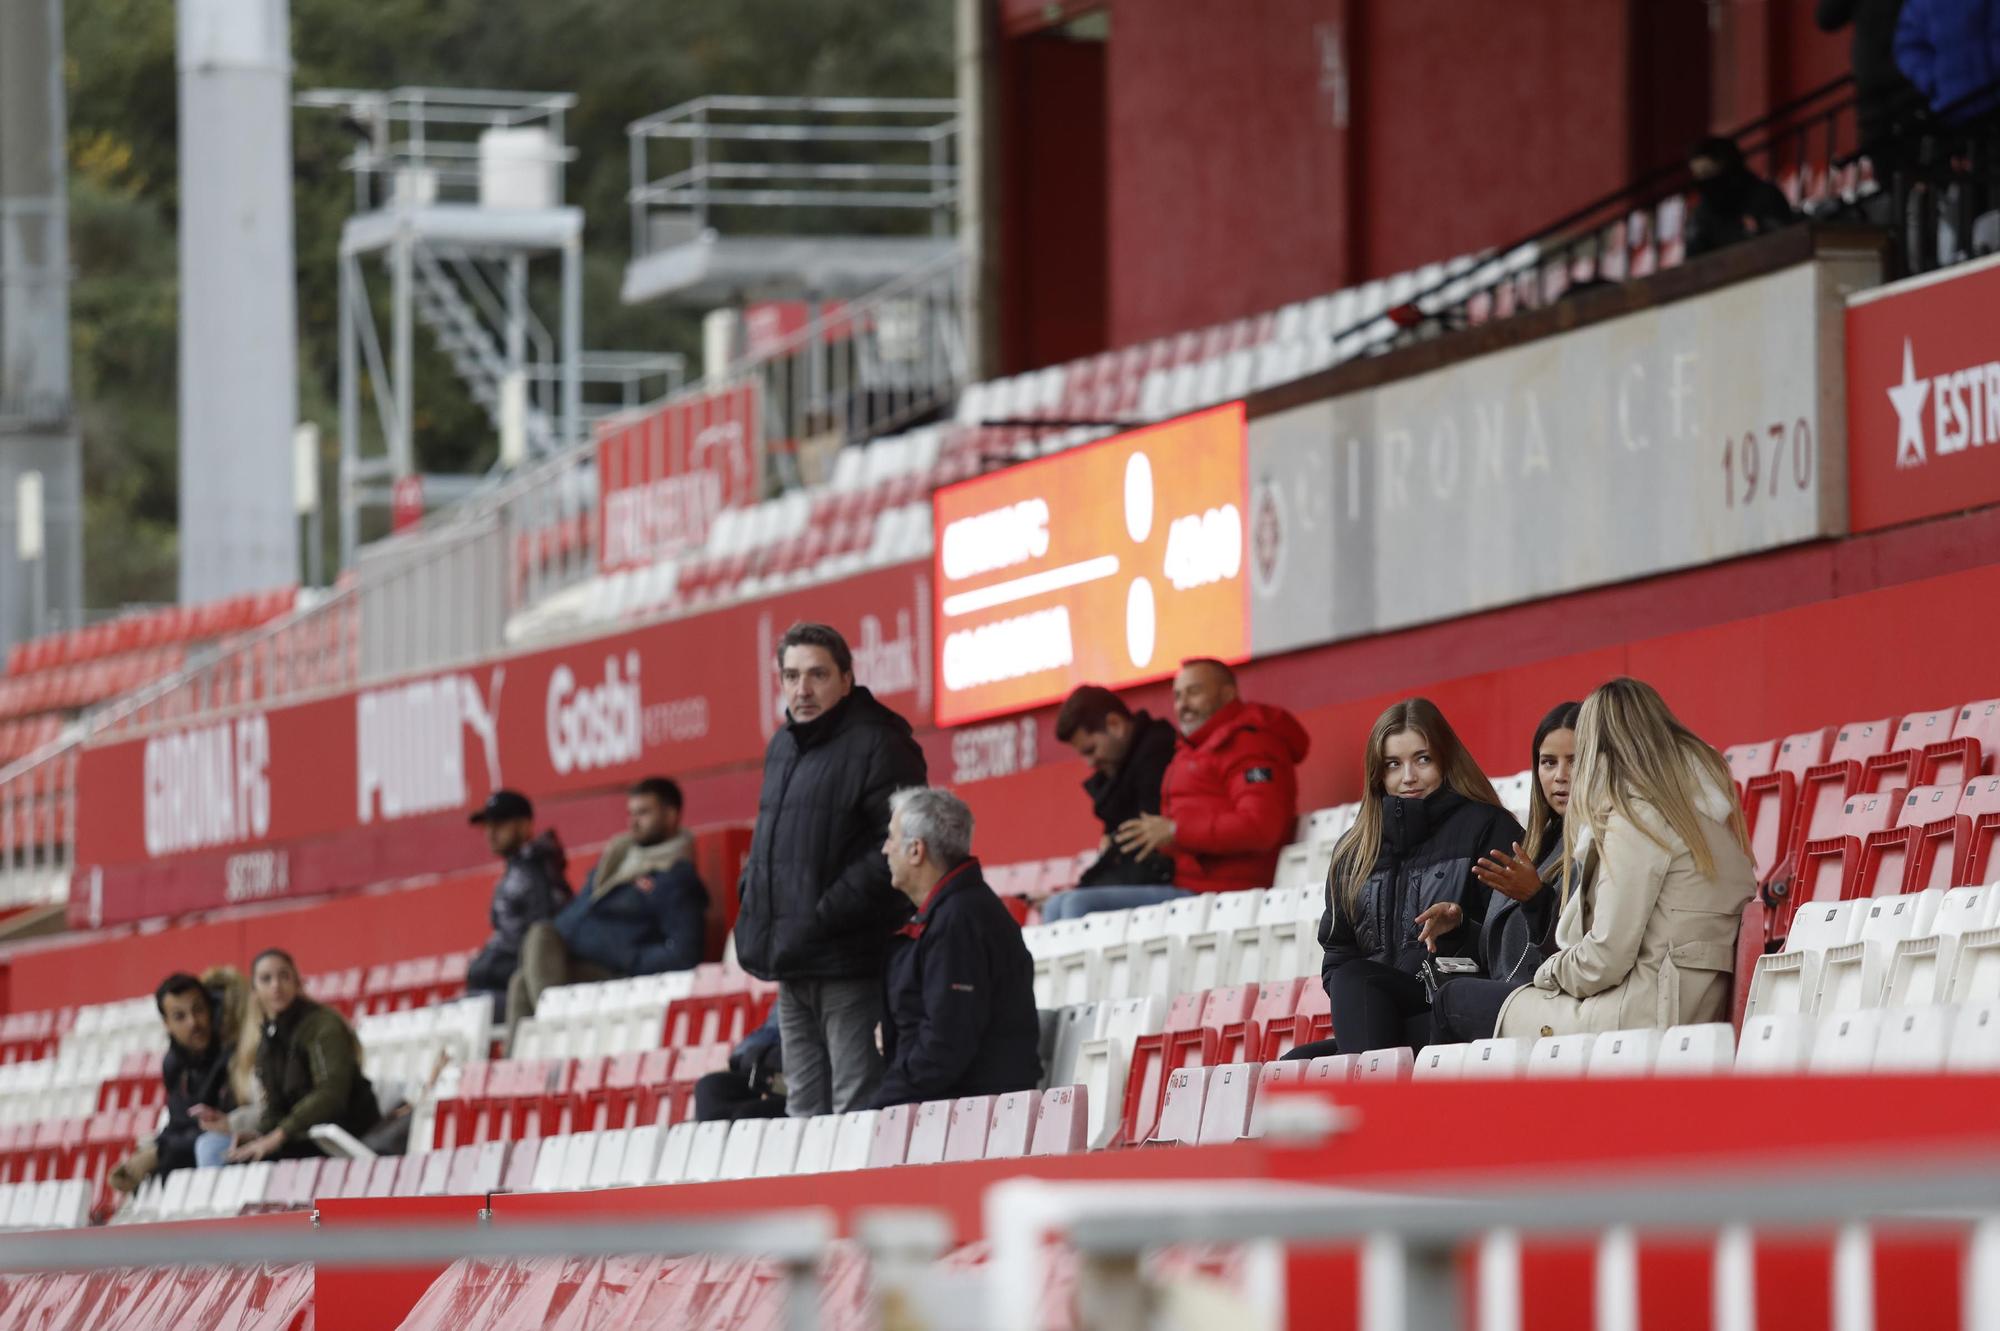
[1184, 700, 1311, 761]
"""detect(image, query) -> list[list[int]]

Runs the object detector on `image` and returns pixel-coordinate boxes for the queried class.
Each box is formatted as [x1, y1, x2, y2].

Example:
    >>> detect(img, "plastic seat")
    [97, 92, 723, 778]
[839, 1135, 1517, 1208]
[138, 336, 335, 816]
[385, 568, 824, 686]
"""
[1305, 1053, 1357, 1086]
[746, 1118, 803, 1178]
[1948, 924, 2000, 1005]
[1871, 1005, 1955, 1071]
[1195, 1063, 1260, 1144]
[1413, 1044, 1469, 1079]
[1858, 785, 1972, 896]
[651, 1123, 698, 1184]
[1736, 1013, 1815, 1073]
[1046, 1002, 1107, 1090]
[1223, 980, 1299, 1066]
[617, 1124, 664, 1185]
[793, 1115, 842, 1175]
[904, 1100, 952, 1166]
[1461, 1038, 1529, 1079]
[717, 1119, 767, 1180]
[1747, 899, 1864, 1019]
[984, 1091, 1038, 1160]
[1814, 890, 1939, 1014]
[1792, 788, 1907, 907]
[1946, 1002, 2000, 1069]
[1949, 699, 2000, 779]
[1586, 1029, 1661, 1078]
[1654, 1024, 1735, 1075]
[1146, 1067, 1211, 1146]
[1808, 1009, 1889, 1073]
[1886, 886, 1995, 1007]
[1743, 727, 1835, 883]
[1116, 991, 1206, 1146]
[868, 1103, 916, 1168]
[831, 1109, 881, 1172]
[496, 1139, 540, 1193]
[1526, 1033, 1594, 1077]
[681, 1121, 731, 1183]
[1354, 1047, 1414, 1082]
[943, 1096, 993, 1163]
[1029, 1085, 1089, 1156]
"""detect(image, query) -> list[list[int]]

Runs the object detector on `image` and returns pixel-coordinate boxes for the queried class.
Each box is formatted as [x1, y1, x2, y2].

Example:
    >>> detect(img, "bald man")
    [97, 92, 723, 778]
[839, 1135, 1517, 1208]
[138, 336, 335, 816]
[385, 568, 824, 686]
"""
[1043, 658, 1310, 919]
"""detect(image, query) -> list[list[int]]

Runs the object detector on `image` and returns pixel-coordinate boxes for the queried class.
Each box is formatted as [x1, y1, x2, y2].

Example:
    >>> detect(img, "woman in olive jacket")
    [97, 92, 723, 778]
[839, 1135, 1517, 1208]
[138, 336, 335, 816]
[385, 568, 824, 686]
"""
[1315, 699, 1523, 1054]
[227, 948, 381, 1162]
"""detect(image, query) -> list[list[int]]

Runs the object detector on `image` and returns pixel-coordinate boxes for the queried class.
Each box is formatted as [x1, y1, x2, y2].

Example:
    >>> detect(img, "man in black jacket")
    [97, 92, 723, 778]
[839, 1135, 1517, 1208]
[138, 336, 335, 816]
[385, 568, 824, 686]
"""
[466, 789, 571, 1023]
[873, 786, 1041, 1109]
[1044, 685, 1181, 921]
[508, 776, 710, 1027]
[152, 972, 235, 1175]
[736, 622, 928, 1117]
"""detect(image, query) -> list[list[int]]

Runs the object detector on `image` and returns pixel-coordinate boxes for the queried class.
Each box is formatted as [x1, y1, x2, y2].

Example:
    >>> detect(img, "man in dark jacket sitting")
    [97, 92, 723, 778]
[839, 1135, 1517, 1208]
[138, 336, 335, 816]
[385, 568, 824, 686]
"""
[466, 789, 571, 1022]
[508, 777, 710, 1027]
[1043, 684, 1181, 922]
[736, 622, 928, 1117]
[152, 972, 236, 1175]
[872, 786, 1041, 1109]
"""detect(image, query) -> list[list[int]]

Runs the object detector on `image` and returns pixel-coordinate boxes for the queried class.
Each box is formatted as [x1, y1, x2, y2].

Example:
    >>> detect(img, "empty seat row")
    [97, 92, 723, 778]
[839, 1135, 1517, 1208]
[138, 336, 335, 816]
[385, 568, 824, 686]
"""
[1746, 885, 2000, 1021]
[1024, 888, 1325, 1008]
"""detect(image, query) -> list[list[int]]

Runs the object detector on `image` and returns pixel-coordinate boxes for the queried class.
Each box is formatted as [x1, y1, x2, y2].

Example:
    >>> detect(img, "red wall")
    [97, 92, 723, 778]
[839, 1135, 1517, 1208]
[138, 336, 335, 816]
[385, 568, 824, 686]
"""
[1101, 0, 1360, 345]
[999, 31, 1110, 372]
[1354, 0, 1634, 277]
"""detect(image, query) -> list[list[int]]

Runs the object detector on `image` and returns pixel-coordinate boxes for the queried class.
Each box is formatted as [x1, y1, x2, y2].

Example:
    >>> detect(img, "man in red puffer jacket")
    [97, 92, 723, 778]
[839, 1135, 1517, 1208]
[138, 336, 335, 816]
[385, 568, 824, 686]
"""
[1116, 658, 1310, 894]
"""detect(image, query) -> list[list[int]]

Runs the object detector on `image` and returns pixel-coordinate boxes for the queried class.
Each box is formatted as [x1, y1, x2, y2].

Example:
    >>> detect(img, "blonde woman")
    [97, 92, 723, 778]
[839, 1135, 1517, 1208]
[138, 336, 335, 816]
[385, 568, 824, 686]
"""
[1312, 699, 1523, 1055]
[1496, 678, 1755, 1040]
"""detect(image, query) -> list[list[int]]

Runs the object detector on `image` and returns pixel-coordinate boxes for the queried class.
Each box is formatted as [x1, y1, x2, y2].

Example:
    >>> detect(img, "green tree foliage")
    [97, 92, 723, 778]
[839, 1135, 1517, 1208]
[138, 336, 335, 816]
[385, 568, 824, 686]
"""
[63, 0, 951, 606]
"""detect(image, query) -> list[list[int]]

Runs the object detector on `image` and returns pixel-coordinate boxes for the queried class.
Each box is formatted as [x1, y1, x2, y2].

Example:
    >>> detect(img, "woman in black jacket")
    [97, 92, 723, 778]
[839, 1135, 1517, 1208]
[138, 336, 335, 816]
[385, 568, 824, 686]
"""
[1435, 701, 1582, 1042]
[1312, 699, 1523, 1054]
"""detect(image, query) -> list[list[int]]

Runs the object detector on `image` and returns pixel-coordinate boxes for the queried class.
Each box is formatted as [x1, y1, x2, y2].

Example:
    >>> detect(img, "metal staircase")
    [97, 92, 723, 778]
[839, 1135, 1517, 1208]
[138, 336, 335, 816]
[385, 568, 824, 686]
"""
[411, 247, 560, 456]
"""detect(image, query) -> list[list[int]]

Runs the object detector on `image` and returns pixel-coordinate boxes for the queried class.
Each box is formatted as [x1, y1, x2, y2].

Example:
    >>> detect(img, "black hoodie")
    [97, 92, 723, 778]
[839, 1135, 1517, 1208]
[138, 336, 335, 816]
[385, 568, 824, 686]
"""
[736, 685, 929, 981]
[1076, 711, 1178, 888]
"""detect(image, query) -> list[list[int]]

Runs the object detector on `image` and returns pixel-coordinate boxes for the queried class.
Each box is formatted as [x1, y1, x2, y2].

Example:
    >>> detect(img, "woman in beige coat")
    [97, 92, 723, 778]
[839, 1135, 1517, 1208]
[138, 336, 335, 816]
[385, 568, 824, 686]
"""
[1496, 678, 1755, 1040]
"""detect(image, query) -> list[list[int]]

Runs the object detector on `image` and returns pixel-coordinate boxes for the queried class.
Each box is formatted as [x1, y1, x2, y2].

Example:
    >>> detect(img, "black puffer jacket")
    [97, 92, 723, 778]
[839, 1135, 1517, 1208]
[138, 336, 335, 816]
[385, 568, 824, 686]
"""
[1320, 788, 1524, 987]
[1076, 711, 1178, 888]
[736, 687, 929, 981]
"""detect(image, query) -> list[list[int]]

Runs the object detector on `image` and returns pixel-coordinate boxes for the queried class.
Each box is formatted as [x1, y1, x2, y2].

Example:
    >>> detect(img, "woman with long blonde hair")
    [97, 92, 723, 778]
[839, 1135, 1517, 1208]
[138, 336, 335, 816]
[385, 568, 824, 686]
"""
[1496, 678, 1754, 1040]
[1310, 699, 1523, 1055]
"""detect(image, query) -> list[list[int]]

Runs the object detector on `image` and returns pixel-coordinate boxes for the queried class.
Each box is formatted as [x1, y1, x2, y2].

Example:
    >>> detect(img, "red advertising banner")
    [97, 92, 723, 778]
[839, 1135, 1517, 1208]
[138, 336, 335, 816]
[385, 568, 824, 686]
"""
[930, 403, 1250, 726]
[595, 383, 762, 571]
[75, 562, 931, 925]
[1847, 254, 2000, 533]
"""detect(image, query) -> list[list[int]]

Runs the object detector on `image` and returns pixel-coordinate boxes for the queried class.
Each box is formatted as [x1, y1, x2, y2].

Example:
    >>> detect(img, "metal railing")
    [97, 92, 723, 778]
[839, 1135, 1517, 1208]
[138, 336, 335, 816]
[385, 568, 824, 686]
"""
[628, 95, 959, 255]
[987, 1144, 2000, 1331]
[295, 86, 577, 212]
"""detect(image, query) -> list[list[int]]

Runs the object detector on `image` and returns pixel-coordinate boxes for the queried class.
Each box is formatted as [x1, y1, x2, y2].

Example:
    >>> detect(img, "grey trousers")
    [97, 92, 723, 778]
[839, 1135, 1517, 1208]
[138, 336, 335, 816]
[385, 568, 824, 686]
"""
[777, 976, 884, 1117]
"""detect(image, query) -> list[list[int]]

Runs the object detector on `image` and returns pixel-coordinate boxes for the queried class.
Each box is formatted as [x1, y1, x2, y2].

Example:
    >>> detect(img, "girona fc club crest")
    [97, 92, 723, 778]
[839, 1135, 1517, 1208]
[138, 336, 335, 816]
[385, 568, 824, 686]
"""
[1251, 476, 1285, 596]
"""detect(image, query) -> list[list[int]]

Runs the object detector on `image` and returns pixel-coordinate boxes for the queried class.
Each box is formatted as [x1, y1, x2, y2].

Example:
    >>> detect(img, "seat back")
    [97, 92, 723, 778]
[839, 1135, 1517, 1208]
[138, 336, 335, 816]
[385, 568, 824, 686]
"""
[1735, 1013, 1814, 1073]
[1587, 1029, 1661, 1078]
[1871, 1005, 1955, 1072]
[1029, 1085, 1089, 1156]
[985, 1090, 1039, 1160]
[904, 1100, 952, 1166]
[1461, 1038, 1529, 1079]
[831, 1109, 882, 1172]
[868, 1104, 916, 1169]
[794, 1115, 843, 1175]
[1195, 1063, 1261, 1144]
[1413, 1044, 1469, 1079]
[1654, 1024, 1734, 1075]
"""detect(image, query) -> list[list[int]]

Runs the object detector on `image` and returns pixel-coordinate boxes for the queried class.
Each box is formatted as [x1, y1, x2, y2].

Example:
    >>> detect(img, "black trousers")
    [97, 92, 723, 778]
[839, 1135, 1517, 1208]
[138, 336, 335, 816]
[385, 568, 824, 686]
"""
[1282, 959, 1436, 1058]
[1429, 977, 1526, 1044]
[692, 1070, 788, 1123]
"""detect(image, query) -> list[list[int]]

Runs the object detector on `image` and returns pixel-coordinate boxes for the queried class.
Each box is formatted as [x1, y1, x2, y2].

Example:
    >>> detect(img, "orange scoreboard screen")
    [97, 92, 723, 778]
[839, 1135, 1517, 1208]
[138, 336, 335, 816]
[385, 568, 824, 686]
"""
[931, 403, 1249, 726]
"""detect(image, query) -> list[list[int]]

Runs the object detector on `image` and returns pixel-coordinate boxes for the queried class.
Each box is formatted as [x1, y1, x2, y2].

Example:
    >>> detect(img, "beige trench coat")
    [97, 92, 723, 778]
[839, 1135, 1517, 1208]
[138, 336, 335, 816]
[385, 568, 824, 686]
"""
[1496, 796, 1754, 1040]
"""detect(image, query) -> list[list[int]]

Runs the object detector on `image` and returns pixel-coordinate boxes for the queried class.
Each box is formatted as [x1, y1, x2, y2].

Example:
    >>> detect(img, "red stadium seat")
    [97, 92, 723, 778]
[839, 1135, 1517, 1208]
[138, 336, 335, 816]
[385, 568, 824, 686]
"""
[1725, 740, 1778, 787]
[1958, 776, 2000, 888]
[1857, 785, 1970, 897]
[1119, 990, 1207, 1146]
[1744, 727, 1835, 883]
[1792, 787, 1906, 908]
[1225, 979, 1301, 1066]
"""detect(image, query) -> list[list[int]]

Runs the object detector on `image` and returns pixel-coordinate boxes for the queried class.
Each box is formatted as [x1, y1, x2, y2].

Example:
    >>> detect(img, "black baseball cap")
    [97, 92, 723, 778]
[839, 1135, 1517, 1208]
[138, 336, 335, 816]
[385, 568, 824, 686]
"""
[469, 789, 533, 824]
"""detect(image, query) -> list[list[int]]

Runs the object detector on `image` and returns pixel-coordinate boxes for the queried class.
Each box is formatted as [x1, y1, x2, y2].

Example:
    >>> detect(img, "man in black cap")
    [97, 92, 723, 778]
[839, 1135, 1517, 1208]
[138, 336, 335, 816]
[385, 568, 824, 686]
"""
[465, 789, 570, 1023]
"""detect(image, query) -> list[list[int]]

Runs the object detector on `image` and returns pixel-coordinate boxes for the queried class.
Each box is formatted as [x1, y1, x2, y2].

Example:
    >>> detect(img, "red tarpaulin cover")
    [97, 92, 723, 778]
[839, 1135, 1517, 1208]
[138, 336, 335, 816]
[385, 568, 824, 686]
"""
[0, 1262, 312, 1331]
